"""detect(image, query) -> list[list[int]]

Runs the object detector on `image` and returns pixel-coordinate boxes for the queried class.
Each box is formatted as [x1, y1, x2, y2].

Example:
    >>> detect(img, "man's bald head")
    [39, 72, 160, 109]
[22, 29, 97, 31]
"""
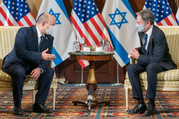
[36, 13, 56, 34]
[37, 13, 55, 24]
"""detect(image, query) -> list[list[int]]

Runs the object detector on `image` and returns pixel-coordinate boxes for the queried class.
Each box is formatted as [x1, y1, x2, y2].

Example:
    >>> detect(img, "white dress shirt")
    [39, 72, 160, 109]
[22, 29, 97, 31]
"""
[36, 25, 43, 46]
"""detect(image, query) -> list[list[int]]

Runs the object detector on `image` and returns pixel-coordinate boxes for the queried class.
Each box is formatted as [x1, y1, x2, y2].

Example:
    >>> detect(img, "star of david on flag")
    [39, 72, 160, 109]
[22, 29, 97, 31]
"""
[109, 8, 128, 29]
[144, 0, 178, 26]
[102, 0, 140, 67]
[37, 0, 76, 67]
[49, 9, 61, 25]
[0, 0, 35, 26]
[70, 0, 111, 68]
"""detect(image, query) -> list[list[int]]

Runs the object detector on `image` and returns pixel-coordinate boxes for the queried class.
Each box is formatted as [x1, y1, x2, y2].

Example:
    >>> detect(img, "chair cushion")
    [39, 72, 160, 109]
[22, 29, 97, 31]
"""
[125, 71, 179, 91]
[0, 69, 34, 83]
[0, 81, 12, 88]
[139, 69, 179, 81]
[0, 59, 2, 69]
[0, 70, 11, 82]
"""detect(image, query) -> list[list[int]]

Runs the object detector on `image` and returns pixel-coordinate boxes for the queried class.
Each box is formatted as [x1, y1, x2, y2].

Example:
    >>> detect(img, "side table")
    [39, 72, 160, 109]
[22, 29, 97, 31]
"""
[69, 51, 114, 111]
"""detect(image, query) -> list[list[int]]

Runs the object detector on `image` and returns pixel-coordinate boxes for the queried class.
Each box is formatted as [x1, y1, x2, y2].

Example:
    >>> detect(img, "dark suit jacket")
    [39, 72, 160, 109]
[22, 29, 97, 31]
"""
[2, 25, 54, 72]
[137, 25, 177, 70]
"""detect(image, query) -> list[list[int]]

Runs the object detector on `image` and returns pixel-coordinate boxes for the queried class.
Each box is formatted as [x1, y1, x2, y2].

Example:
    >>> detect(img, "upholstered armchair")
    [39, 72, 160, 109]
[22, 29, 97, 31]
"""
[0, 26, 57, 110]
[124, 26, 179, 110]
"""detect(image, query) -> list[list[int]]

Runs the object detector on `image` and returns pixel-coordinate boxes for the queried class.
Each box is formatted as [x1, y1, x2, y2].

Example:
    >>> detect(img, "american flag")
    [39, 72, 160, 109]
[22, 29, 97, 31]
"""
[144, 0, 178, 26]
[70, 0, 110, 68]
[0, 0, 35, 26]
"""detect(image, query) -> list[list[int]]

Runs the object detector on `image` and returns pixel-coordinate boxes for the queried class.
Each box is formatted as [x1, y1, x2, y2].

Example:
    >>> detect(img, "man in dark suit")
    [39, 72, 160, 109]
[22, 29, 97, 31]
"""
[2, 13, 56, 115]
[127, 9, 177, 116]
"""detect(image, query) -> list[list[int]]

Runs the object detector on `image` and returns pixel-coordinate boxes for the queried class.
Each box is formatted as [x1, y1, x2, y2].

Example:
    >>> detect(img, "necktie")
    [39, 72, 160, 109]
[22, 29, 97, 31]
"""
[38, 35, 45, 51]
[142, 33, 148, 53]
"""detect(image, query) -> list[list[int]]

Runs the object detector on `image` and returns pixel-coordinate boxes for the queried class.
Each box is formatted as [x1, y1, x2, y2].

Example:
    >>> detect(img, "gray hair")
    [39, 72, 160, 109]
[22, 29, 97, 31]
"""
[36, 13, 49, 23]
[136, 9, 154, 25]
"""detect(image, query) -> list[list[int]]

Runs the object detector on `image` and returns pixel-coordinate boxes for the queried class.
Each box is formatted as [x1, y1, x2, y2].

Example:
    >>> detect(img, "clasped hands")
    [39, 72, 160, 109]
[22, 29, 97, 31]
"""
[129, 48, 140, 60]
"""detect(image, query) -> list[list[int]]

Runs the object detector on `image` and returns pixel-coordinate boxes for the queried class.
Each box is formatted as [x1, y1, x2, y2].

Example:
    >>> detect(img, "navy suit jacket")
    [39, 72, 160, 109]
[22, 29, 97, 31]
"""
[137, 25, 177, 70]
[2, 25, 54, 72]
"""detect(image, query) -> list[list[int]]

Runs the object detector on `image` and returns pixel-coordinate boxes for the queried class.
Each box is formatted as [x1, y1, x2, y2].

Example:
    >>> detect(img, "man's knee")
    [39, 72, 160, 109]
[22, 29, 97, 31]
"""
[146, 63, 159, 72]
[127, 64, 136, 73]
[11, 68, 26, 79]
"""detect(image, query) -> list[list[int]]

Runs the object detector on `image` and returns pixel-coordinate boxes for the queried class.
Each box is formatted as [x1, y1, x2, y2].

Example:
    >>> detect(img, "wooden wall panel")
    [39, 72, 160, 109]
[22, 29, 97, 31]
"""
[64, 60, 117, 83]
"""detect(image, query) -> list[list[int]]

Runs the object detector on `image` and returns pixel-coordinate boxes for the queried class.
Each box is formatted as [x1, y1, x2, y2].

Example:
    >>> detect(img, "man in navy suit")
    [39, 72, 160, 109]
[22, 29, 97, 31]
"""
[127, 9, 177, 116]
[2, 13, 56, 115]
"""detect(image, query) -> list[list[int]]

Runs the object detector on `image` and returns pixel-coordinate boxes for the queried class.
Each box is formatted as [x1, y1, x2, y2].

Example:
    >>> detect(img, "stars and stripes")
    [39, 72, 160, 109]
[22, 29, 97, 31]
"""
[70, 0, 110, 67]
[0, 0, 35, 26]
[144, 0, 177, 26]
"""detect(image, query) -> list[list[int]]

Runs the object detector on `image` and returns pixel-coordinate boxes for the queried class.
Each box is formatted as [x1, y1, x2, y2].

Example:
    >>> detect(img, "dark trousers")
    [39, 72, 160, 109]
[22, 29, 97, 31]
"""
[4, 64, 54, 108]
[127, 63, 164, 100]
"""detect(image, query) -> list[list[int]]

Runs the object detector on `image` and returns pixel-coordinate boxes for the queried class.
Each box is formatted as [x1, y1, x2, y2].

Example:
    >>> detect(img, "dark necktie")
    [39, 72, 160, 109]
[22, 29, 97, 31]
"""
[38, 35, 45, 51]
[142, 33, 148, 53]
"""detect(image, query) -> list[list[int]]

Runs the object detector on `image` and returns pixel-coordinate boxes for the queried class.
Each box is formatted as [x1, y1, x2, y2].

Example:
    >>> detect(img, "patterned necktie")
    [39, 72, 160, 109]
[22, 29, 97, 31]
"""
[38, 35, 45, 51]
[142, 33, 148, 53]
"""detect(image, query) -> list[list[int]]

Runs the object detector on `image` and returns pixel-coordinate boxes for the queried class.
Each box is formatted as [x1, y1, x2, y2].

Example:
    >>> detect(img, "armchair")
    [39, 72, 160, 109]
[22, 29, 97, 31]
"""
[0, 26, 57, 110]
[124, 26, 179, 110]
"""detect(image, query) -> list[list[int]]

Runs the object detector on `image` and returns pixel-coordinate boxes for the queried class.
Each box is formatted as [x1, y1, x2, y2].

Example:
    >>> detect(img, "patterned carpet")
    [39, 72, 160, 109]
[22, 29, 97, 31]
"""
[0, 84, 179, 119]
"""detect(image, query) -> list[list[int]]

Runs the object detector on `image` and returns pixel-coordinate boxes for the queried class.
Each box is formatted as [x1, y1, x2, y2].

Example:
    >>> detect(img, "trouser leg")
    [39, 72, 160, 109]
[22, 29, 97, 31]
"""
[127, 64, 145, 100]
[35, 66, 54, 105]
[4, 64, 26, 108]
[146, 63, 164, 100]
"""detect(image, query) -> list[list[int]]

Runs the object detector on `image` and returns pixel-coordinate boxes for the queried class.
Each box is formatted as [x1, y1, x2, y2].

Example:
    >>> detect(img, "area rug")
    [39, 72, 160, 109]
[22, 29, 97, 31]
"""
[0, 84, 178, 119]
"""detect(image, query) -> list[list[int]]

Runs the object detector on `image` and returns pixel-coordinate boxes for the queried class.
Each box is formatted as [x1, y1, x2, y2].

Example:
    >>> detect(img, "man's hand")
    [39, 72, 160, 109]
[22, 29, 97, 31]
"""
[129, 48, 140, 60]
[30, 68, 41, 80]
[41, 48, 56, 61]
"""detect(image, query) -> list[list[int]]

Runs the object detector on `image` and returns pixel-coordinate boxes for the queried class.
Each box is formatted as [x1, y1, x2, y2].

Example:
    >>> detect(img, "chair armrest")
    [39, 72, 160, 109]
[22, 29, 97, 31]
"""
[50, 62, 58, 89]
[128, 54, 137, 64]
[51, 70, 58, 89]
[0, 59, 2, 69]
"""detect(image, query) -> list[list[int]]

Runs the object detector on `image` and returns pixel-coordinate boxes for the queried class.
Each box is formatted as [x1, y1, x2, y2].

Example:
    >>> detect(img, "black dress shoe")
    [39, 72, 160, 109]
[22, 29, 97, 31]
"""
[13, 107, 23, 115]
[143, 104, 155, 116]
[127, 103, 146, 114]
[33, 103, 53, 113]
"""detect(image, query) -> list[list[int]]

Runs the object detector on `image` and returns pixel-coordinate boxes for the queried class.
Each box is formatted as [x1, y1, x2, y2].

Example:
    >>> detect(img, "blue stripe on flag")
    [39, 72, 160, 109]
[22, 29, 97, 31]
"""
[177, 19, 179, 25]
[107, 26, 130, 65]
[55, 0, 70, 22]
[52, 47, 63, 66]
[122, 0, 136, 18]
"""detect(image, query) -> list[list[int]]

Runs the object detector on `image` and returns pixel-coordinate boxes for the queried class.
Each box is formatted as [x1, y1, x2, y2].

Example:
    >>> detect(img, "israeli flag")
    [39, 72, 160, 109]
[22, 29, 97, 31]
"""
[37, 0, 76, 67]
[102, 0, 140, 67]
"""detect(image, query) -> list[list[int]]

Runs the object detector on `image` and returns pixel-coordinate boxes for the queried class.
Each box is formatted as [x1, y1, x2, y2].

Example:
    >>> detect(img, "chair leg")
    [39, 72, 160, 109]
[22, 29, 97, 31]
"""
[52, 88, 56, 110]
[32, 90, 36, 104]
[125, 87, 129, 111]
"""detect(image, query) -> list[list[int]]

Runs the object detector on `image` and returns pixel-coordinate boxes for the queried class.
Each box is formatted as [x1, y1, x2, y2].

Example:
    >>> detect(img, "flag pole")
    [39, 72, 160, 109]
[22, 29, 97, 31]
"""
[81, 67, 84, 84]
[112, 63, 122, 86]
[76, 67, 85, 86]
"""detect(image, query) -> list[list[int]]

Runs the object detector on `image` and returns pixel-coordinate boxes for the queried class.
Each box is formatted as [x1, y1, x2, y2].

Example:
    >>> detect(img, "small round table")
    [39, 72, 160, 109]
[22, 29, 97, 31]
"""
[69, 51, 114, 111]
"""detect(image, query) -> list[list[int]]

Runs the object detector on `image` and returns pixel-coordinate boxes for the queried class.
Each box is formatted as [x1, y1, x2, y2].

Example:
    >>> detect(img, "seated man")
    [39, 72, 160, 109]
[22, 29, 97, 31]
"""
[127, 9, 177, 116]
[2, 13, 56, 115]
